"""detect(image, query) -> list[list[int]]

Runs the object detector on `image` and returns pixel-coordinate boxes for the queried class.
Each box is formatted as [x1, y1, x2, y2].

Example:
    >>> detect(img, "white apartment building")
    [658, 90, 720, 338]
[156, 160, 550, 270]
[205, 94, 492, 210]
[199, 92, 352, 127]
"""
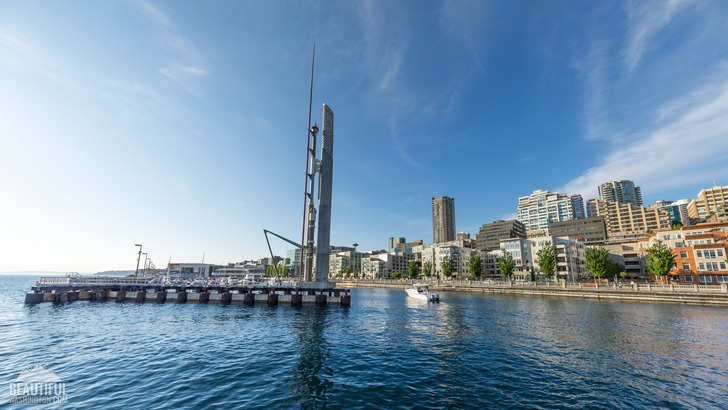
[517, 190, 578, 232]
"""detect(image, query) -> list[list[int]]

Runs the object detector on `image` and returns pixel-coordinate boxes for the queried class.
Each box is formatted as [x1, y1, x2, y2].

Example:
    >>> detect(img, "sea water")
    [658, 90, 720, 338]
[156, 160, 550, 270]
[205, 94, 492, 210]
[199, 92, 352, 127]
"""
[1, 275, 726, 409]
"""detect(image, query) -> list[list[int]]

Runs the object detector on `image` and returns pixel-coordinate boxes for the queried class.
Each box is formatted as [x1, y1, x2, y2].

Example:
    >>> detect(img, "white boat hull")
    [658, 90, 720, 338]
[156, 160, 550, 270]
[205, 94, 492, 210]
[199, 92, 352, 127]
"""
[405, 285, 440, 302]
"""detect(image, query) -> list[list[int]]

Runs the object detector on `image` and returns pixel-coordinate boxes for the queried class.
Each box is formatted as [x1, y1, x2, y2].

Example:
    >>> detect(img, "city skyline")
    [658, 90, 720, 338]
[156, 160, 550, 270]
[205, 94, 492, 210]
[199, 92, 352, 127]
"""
[2, 1, 728, 272]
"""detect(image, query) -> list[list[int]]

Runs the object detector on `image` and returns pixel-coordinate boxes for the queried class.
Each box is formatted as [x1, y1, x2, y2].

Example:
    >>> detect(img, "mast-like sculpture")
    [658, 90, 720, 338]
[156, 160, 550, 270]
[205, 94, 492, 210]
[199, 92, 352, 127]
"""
[315, 104, 334, 283]
[300, 45, 319, 283]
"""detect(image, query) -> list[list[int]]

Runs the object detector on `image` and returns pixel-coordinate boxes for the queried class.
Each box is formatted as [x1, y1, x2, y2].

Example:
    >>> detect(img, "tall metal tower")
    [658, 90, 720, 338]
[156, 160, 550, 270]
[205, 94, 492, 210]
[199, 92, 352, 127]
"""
[315, 103, 334, 282]
[300, 45, 319, 283]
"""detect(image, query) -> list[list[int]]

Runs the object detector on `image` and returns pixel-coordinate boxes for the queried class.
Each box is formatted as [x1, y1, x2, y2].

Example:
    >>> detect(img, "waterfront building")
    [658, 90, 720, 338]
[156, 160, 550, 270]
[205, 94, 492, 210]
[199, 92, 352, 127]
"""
[388, 237, 423, 255]
[388, 237, 406, 253]
[166, 263, 217, 278]
[330, 250, 367, 278]
[597, 180, 643, 207]
[475, 220, 526, 251]
[483, 235, 587, 282]
[413, 239, 475, 280]
[650, 199, 691, 226]
[517, 190, 579, 232]
[601, 241, 647, 278]
[687, 185, 728, 223]
[361, 251, 414, 279]
[638, 222, 728, 284]
[586, 199, 670, 239]
[549, 216, 608, 242]
[432, 196, 456, 243]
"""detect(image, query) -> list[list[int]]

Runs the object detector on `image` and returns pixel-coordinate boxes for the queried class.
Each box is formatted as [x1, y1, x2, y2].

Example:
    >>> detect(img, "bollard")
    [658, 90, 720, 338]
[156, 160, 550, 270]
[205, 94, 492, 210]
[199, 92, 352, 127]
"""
[156, 291, 167, 304]
[315, 294, 327, 305]
[291, 294, 303, 306]
[243, 293, 255, 306]
[24, 293, 44, 304]
[199, 292, 210, 304]
[115, 290, 126, 303]
[221, 292, 232, 305]
[93, 290, 107, 301]
[136, 291, 146, 304]
[267, 293, 278, 306]
[340, 294, 351, 307]
[177, 291, 188, 304]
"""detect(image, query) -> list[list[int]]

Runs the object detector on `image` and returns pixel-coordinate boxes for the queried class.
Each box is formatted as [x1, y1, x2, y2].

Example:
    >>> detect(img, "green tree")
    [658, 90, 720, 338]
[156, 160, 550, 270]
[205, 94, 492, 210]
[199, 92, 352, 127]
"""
[607, 259, 624, 280]
[392, 271, 402, 280]
[671, 220, 683, 230]
[498, 250, 516, 281]
[645, 240, 676, 284]
[408, 261, 420, 279]
[442, 256, 453, 279]
[585, 246, 611, 281]
[423, 261, 432, 278]
[469, 252, 483, 280]
[536, 244, 556, 282]
[266, 265, 277, 277]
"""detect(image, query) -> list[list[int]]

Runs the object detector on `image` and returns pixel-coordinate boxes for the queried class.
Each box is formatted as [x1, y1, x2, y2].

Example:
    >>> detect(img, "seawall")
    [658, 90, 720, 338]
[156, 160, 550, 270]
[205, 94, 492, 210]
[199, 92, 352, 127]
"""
[334, 280, 728, 306]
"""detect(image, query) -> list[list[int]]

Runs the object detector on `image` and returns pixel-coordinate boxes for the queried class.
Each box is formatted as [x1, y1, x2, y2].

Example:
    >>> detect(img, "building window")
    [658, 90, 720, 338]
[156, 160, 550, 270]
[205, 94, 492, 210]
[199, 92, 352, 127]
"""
[682, 263, 690, 270]
[699, 262, 705, 270]
[717, 275, 728, 283]
[718, 249, 724, 257]
[699, 275, 713, 284]
[696, 250, 702, 258]
[721, 262, 727, 270]
[684, 275, 693, 283]
[679, 251, 688, 258]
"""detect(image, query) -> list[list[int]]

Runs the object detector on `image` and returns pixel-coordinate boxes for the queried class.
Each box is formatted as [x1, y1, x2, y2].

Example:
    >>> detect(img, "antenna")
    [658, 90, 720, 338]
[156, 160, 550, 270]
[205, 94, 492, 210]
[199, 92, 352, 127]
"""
[300, 43, 316, 282]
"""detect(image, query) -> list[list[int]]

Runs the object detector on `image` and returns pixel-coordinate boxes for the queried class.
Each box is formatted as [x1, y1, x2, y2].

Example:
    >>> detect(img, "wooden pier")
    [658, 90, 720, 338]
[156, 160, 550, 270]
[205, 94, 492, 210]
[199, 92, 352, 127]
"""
[25, 277, 351, 307]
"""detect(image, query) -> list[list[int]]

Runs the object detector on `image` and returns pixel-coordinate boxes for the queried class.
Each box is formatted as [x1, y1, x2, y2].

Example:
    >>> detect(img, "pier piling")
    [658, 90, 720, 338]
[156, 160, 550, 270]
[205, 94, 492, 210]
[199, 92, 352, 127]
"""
[177, 291, 187, 304]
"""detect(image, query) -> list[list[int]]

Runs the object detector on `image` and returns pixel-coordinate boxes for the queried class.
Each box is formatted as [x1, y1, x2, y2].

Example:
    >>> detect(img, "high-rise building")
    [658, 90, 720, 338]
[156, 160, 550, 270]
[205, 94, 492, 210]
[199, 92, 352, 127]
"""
[586, 199, 670, 239]
[687, 185, 728, 223]
[597, 180, 643, 207]
[650, 199, 691, 226]
[315, 103, 334, 281]
[432, 196, 456, 244]
[517, 190, 578, 231]
[475, 220, 526, 251]
[571, 194, 585, 219]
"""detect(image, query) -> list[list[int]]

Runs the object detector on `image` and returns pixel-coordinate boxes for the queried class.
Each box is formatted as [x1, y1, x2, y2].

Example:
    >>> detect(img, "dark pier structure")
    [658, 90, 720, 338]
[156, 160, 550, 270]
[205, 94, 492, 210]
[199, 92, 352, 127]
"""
[25, 277, 351, 306]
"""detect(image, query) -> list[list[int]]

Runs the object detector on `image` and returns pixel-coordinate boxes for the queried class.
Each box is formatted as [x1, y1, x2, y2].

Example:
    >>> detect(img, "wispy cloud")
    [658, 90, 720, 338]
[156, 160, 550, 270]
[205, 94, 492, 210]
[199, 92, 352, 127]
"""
[572, 39, 619, 142]
[559, 73, 728, 199]
[133, 0, 208, 97]
[0, 27, 63, 81]
[622, 0, 694, 72]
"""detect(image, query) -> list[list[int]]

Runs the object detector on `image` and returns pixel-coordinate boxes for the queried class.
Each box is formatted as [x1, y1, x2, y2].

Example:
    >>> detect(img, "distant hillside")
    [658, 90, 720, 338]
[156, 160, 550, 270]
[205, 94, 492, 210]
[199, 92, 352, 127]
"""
[95, 270, 135, 277]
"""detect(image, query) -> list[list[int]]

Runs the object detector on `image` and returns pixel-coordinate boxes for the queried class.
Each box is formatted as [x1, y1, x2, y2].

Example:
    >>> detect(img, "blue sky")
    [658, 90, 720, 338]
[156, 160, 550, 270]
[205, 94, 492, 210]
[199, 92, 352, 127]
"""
[2, 0, 728, 273]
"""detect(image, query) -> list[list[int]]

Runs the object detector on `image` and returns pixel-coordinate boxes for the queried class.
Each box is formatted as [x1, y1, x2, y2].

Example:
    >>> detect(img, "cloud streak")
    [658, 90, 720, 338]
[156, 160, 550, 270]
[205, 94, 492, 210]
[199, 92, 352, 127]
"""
[559, 73, 728, 199]
[133, 0, 208, 97]
[622, 0, 694, 72]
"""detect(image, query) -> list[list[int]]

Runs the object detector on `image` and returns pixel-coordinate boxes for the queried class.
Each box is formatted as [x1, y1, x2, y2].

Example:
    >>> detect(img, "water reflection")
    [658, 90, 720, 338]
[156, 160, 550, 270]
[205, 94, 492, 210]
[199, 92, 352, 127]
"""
[287, 306, 333, 409]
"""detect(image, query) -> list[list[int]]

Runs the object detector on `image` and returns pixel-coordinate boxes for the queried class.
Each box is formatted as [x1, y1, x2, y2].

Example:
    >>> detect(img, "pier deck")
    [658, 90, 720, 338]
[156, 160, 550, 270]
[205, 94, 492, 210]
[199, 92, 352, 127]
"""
[25, 277, 351, 306]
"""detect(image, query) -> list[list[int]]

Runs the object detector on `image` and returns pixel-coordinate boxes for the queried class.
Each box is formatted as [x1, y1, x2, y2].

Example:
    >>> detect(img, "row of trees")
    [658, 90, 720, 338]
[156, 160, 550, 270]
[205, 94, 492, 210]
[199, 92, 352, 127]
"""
[390, 240, 677, 284]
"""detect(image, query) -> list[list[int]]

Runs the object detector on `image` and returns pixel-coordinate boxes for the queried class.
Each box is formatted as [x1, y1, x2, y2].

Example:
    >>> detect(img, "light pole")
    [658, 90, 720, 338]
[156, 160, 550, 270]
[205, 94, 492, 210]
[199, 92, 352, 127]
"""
[134, 244, 143, 277]
[142, 253, 148, 277]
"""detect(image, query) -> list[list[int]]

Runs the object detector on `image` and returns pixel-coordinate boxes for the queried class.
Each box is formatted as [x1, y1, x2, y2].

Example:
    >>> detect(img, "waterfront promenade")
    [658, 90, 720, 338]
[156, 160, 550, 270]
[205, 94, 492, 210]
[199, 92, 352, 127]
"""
[334, 278, 728, 306]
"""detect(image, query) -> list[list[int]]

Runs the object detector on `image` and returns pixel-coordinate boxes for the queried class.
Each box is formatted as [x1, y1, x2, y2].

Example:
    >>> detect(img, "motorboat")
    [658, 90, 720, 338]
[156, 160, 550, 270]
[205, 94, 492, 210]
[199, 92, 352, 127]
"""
[405, 283, 440, 302]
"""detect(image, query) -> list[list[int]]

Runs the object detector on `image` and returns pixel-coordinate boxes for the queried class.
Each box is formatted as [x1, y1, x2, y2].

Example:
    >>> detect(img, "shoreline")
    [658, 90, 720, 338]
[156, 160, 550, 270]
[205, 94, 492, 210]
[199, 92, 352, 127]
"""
[334, 280, 728, 306]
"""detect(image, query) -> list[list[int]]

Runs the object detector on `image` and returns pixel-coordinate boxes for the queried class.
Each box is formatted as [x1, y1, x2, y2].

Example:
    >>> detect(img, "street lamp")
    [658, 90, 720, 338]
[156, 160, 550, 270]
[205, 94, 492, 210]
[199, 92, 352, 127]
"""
[134, 244, 143, 277]
[142, 253, 148, 277]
